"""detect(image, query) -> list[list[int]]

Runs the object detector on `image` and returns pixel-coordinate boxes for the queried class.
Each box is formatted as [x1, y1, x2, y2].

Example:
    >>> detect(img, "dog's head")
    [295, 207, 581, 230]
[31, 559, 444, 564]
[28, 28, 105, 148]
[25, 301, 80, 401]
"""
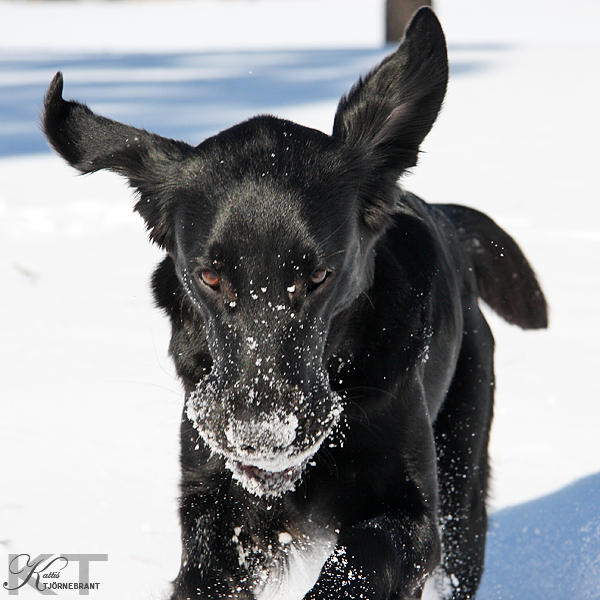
[42, 9, 448, 497]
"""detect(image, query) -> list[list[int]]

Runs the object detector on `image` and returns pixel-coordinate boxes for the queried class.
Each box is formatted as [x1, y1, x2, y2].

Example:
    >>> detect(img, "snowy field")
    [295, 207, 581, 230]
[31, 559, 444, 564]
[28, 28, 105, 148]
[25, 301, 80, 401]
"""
[1, 0, 599, 598]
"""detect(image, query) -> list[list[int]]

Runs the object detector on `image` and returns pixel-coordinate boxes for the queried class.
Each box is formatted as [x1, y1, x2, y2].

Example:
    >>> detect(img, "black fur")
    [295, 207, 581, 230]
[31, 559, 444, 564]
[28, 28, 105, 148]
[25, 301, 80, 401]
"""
[42, 9, 547, 600]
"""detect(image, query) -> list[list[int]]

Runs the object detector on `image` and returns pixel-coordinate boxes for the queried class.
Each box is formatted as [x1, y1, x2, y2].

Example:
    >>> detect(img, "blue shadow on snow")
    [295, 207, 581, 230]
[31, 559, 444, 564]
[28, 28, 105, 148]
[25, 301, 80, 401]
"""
[478, 472, 600, 599]
[0, 47, 489, 158]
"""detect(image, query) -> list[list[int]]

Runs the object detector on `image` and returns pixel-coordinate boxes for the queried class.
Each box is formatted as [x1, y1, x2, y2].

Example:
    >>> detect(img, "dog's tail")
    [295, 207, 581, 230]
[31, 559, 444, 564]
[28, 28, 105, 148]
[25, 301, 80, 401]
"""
[437, 204, 548, 330]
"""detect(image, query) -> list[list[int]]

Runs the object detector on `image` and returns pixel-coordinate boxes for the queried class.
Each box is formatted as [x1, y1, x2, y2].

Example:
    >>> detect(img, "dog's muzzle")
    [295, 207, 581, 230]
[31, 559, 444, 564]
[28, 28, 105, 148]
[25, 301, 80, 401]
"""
[186, 373, 342, 497]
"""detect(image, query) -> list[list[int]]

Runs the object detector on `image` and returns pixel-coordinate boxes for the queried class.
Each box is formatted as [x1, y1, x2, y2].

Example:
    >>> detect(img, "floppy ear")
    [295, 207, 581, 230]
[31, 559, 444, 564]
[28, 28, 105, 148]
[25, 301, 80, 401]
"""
[42, 72, 192, 249]
[333, 8, 448, 229]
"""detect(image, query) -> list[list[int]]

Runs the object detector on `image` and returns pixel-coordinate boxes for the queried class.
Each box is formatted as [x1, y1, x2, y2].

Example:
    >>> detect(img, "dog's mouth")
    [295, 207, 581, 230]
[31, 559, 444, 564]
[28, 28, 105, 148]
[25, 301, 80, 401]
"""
[186, 372, 343, 497]
[227, 458, 307, 498]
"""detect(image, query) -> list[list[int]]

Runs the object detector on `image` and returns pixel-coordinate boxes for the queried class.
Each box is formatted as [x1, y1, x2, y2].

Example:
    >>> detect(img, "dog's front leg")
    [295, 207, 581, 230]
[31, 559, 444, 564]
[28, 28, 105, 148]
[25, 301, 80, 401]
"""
[304, 512, 440, 600]
[171, 491, 254, 600]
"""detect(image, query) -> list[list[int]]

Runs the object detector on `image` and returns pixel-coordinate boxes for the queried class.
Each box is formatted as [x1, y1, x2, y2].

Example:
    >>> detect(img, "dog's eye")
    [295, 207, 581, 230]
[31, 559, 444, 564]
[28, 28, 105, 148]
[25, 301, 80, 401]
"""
[198, 269, 220, 290]
[308, 268, 329, 290]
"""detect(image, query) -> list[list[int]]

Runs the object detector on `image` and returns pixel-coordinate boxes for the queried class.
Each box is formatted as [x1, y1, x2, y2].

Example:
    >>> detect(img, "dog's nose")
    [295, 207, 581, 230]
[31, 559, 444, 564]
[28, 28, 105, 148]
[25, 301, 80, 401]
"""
[225, 412, 298, 454]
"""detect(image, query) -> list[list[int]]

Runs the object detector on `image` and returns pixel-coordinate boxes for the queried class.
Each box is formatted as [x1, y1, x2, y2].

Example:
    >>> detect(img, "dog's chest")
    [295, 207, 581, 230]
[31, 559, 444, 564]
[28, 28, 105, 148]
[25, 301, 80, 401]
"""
[234, 525, 337, 600]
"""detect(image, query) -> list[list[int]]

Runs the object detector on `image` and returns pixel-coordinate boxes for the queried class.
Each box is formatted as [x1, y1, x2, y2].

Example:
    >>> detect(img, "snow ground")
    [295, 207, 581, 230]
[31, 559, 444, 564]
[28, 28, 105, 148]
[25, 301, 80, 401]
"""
[1, 0, 599, 598]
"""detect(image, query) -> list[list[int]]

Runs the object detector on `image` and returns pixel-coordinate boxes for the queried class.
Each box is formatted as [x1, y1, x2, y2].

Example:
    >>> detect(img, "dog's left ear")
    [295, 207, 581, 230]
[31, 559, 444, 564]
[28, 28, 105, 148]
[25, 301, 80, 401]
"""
[333, 8, 448, 230]
[42, 72, 192, 249]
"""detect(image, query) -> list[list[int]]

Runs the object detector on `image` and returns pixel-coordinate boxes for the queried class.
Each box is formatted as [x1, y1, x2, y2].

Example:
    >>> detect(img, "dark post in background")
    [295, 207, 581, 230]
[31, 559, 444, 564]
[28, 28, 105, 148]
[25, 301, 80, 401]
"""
[386, 0, 433, 42]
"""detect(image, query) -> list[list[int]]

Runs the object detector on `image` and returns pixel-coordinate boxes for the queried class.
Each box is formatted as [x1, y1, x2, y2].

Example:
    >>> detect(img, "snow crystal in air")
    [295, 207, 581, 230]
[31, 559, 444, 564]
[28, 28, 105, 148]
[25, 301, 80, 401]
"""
[278, 531, 293, 545]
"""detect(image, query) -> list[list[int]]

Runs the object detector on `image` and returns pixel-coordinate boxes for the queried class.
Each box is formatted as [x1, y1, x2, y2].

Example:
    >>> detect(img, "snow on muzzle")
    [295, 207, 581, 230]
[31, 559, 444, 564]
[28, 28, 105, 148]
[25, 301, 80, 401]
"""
[186, 371, 343, 497]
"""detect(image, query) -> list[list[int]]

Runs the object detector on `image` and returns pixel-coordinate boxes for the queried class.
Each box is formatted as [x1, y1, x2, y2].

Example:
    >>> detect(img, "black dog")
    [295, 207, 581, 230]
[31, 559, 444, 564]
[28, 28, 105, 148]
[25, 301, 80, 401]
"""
[42, 9, 547, 600]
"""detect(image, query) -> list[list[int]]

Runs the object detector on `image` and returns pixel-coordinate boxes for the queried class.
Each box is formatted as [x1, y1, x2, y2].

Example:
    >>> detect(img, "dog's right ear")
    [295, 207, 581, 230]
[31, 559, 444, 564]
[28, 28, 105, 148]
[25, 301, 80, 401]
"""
[42, 72, 192, 249]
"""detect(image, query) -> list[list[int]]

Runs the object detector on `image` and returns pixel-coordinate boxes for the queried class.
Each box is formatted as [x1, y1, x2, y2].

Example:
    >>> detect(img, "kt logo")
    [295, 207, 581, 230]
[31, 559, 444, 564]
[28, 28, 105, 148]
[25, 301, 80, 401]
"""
[3, 554, 107, 596]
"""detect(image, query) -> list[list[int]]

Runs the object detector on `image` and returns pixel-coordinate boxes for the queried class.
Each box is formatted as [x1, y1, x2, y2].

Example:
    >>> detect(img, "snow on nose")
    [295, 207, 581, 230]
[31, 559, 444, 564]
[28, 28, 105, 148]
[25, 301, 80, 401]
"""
[225, 411, 298, 453]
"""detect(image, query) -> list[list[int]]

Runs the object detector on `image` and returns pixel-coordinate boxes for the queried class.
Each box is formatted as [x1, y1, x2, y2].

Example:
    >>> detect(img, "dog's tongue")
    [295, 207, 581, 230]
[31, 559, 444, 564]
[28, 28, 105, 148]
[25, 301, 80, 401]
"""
[242, 464, 294, 482]
[228, 459, 305, 498]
